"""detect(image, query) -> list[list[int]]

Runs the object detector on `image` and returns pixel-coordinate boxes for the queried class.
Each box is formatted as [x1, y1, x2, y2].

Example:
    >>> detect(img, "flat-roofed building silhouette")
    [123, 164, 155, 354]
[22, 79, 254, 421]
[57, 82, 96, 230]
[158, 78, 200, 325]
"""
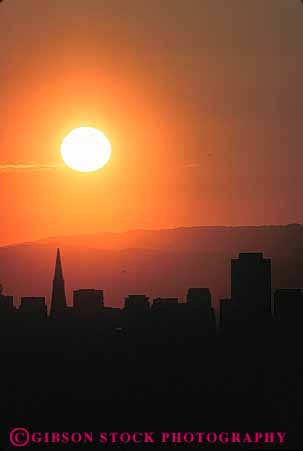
[231, 253, 271, 320]
[150, 298, 185, 337]
[123, 295, 150, 332]
[124, 294, 149, 312]
[19, 297, 47, 319]
[73, 289, 104, 315]
[186, 288, 216, 336]
[186, 288, 211, 310]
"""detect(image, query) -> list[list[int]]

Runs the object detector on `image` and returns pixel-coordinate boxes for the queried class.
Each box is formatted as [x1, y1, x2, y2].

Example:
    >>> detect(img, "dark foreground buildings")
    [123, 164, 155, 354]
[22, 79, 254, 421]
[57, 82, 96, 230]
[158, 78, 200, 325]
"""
[232, 252, 271, 317]
[0, 249, 302, 449]
[274, 288, 303, 323]
[0, 248, 302, 333]
[73, 289, 104, 315]
[219, 253, 272, 332]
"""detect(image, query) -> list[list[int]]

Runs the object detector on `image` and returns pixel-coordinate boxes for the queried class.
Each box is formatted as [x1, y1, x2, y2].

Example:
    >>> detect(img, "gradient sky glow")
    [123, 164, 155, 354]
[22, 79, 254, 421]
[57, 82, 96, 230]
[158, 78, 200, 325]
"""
[0, 0, 303, 245]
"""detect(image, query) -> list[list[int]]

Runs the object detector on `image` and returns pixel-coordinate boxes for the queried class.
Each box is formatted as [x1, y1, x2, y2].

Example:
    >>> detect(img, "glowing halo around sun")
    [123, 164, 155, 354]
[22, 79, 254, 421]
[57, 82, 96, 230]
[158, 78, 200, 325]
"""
[61, 127, 112, 173]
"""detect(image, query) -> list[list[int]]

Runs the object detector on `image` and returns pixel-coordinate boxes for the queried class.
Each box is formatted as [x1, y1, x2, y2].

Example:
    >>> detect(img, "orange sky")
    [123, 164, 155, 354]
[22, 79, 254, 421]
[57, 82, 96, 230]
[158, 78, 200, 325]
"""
[0, 0, 303, 245]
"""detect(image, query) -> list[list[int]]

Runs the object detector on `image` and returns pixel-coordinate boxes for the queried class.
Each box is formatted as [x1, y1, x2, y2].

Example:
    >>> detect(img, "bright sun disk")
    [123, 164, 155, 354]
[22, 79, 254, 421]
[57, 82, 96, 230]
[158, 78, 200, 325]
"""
[61, 127, 111, 173]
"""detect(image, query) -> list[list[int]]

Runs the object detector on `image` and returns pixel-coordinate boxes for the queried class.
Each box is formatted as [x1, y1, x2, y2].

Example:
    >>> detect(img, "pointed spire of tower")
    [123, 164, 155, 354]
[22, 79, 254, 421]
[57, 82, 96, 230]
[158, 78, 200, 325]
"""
[54, 248, 64, 280]
[50, 248, 67, 318]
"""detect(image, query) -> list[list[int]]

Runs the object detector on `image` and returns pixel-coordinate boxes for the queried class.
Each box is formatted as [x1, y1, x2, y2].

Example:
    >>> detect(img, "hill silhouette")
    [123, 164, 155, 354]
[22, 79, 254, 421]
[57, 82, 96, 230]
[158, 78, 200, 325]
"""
[1, 224, 303, 310]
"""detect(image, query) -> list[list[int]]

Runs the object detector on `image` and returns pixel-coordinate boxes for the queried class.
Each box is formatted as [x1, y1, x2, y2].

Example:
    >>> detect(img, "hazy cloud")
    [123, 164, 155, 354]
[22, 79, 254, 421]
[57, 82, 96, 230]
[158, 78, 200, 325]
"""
[0, 162, 65, 172]
[183, 162, 201, 169]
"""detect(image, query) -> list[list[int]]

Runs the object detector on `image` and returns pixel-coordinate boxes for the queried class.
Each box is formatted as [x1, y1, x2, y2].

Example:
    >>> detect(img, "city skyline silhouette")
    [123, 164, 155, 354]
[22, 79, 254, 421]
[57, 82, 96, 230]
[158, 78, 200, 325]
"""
[2, 223, 303, 314]
[1, 0, 303, 448]
[0, 244, 302, 449]
[0, 246, 301, 329]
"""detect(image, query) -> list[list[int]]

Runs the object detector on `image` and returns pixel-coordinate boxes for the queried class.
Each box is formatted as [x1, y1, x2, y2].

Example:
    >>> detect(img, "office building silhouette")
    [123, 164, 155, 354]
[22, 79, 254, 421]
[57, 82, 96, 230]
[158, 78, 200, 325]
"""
[186, 288, 216, 336]
[124, 294, 150, 312]
[19, 297, 47, 319]
[50, 248, 67, 318]
[231, 253, 271, 320]
[73, 289, 104, 314]
[186, 288, 212, 310]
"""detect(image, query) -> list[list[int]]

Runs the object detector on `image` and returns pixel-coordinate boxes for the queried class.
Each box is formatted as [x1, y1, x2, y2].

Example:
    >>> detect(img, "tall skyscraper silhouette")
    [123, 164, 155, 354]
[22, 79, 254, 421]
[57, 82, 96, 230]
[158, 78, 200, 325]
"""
[231, 253, 271, 320]
[50, 248, 67, 318]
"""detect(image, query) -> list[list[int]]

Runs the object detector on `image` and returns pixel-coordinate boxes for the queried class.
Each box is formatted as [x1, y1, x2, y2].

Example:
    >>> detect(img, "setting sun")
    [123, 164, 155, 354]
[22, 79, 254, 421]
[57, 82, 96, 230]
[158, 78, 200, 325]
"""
[61, 127, 112, 173]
